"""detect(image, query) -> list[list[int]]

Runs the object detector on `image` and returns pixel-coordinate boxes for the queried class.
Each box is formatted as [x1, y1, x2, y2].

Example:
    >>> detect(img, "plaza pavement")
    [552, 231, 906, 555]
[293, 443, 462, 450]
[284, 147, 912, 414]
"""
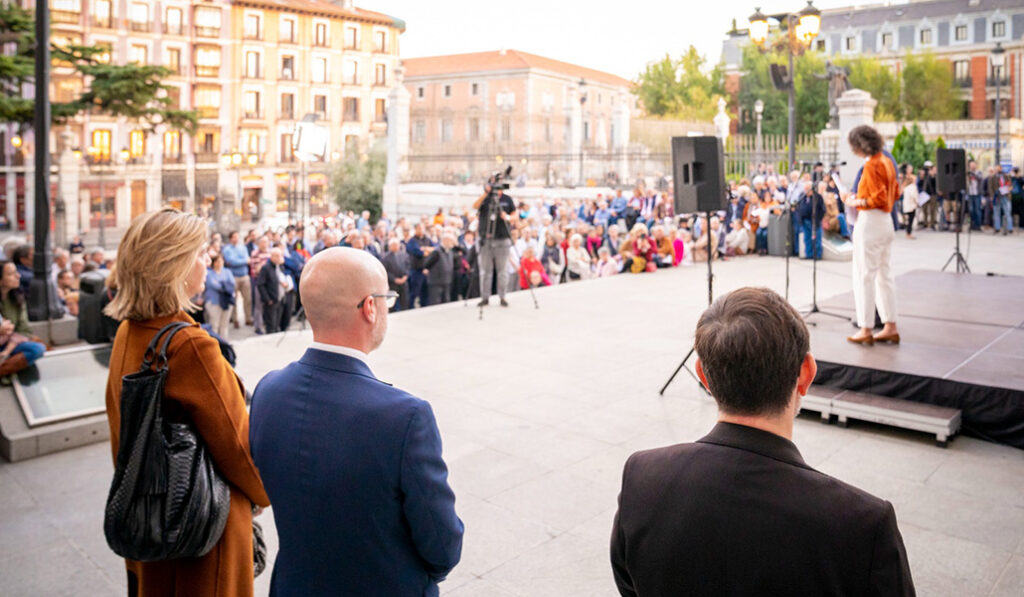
[1, 228, 1023, 596]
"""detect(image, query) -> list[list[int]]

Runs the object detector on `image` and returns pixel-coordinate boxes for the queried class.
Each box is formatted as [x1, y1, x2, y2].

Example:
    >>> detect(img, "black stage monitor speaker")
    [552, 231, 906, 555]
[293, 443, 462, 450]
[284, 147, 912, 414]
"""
[937, 148, 966, 195]
[672, 136, 727, 215]
[770, 64, 791, 91]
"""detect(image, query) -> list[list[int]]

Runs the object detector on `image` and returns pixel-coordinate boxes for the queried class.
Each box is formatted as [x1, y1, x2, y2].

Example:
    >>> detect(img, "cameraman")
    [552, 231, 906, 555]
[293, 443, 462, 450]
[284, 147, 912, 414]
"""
[473, 183, 516, 307]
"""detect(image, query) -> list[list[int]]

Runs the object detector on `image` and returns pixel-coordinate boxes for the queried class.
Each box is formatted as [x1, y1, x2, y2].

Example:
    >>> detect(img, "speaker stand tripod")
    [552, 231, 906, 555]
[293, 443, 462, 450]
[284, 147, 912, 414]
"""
[660, 210, 715, 396]
[941, 192, 970, 273]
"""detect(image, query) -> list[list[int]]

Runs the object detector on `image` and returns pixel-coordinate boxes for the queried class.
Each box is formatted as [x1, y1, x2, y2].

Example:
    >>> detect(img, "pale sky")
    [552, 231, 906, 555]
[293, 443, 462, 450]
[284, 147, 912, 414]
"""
[374, 0, 864, 81]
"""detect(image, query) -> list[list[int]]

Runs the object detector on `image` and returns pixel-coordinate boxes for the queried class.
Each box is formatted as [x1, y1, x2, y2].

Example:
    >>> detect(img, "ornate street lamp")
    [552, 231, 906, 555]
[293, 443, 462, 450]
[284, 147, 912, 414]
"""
[748, 2, 821, 169]
[991, 42, 1005, 170]
[754, 98, 764, 164]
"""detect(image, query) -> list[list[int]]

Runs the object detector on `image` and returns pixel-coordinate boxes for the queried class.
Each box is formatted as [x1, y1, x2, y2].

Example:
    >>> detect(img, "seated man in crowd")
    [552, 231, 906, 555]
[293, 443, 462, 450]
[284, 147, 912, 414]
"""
[724, 219, 750, 257]
[611, 287, 914, 597]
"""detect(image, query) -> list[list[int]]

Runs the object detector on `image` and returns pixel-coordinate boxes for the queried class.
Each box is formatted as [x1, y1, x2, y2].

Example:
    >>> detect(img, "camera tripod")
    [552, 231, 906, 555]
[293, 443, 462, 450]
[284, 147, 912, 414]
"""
[659, 209, 716, 397]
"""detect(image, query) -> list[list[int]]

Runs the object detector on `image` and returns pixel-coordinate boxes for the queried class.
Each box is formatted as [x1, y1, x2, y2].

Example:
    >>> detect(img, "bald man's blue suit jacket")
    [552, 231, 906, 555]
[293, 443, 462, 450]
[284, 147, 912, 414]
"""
[250, 348, 463, 596]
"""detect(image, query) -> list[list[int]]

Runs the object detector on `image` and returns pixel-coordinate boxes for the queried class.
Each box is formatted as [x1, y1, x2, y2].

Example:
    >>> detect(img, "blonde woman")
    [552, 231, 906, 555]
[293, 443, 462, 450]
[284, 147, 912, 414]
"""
[104, 209, 269, 597]
[565, 233, 591, 281]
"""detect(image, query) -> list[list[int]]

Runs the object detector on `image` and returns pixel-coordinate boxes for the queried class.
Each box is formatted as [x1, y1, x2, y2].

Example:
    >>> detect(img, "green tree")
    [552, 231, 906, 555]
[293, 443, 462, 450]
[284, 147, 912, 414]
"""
[329, 152, 386, 220]
[891, 123, 930, 169]
[0, 2, 197, 132]
[839, 57, 901, 121]
[633, 46, 724, 121]
[902, 52, 960, 121]
[736, 44, 828, 136]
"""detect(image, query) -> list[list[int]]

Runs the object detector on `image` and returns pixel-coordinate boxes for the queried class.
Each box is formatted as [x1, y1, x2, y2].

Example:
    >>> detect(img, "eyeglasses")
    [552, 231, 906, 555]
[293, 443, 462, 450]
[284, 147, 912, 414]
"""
[356, 291, 399, 309]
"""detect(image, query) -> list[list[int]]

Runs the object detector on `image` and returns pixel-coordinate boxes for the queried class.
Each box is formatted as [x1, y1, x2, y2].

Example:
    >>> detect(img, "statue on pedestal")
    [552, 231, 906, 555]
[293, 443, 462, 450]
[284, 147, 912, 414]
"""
[816, 61, 851, 129]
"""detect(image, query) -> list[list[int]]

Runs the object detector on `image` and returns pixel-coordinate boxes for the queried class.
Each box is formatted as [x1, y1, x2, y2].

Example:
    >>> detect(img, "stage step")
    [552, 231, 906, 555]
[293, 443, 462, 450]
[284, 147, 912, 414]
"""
[802, 385, 962, 448]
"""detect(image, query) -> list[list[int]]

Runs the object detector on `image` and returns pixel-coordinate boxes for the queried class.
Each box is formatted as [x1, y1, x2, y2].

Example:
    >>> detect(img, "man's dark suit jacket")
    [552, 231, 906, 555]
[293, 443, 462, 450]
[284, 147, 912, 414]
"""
[611, 422, 915, 597]
[255, 261, 280, 306]
[250, 349, 464, 596]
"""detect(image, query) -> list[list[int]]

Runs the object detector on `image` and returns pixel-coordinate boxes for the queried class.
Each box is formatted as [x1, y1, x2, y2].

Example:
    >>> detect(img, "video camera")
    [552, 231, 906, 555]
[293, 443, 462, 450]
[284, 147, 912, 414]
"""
[488, 165, 513, 192]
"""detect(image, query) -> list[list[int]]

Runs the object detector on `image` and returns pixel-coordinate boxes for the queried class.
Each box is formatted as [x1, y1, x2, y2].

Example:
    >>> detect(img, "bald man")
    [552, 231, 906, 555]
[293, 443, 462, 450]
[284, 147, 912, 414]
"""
[249, 248, 463, 597]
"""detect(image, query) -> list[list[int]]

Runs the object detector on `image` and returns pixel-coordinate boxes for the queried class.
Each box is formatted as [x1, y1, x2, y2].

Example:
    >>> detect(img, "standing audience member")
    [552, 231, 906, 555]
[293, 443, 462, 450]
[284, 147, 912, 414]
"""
[103, 209, 269, 597]
[424, 233, 456, 305]
[256, 248, 292, 334]
[249, 237, 271, 334]
[474, 185, 516, 307]
[250, 248, 463, 596]
[902, 172, 919, 239]
[610, 287, 915, 597]
[223, 231, 253, 328]
[204, 253, 236, 339]
[989, 167, 1014, 235]
[382, 238, 411, 312]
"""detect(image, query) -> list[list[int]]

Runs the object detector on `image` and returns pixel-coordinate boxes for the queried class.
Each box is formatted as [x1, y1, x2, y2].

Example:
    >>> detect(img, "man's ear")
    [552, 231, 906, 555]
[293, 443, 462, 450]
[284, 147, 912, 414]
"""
[694, 359, 711, 394]
[796, 353, 817, 396]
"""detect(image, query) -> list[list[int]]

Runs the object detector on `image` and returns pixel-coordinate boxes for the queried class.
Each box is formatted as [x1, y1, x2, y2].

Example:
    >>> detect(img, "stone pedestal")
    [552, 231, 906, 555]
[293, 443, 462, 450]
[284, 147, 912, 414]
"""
[835, 89, 877, 188]
[383, 66, 410, 218]
[612, 98, 630, 182]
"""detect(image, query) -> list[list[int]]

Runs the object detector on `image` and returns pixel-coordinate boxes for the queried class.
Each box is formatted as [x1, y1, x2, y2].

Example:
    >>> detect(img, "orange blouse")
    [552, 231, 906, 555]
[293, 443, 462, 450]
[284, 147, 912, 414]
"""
[857, 153, 899, 213]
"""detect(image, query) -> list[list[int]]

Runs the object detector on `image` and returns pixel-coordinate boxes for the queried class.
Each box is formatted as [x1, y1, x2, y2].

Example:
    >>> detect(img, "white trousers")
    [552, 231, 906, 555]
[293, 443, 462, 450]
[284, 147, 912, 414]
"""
[851, 209, 897, 329]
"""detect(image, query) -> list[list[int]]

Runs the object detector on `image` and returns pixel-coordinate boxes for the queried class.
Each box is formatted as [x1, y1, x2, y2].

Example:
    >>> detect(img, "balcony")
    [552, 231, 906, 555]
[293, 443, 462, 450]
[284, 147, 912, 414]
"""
[314, 38, 329, 48]
[280, 110, 295, 121]
[91, 17, 112, 28]
[163, 23, 184, 35]
[343, 111, 359, 122]
[163, 154, 184, 164]
[196, 152, 220, 163]
[243, 111, 264, 120]
[279, 69, 296, 81]
[243, 30, 263, 41]
[194, 65, 220, 78]
[195, 25, 220, 38]
[51, 10, 81, 25]
[314, 110, 327, 120]
[374, 79, 387, 87]
[128, 20, 151, 32]
[197, 106, 219, 119]
[987, 76, 1010, 88]
[280, 34, 296, 44]
[955, 77, 972, 88]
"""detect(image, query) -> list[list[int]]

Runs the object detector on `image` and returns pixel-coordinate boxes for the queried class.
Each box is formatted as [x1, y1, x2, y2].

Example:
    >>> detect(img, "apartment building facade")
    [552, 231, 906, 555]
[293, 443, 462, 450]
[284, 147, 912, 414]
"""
[0, 0, 403, 238]
[403, 50, 635, 185]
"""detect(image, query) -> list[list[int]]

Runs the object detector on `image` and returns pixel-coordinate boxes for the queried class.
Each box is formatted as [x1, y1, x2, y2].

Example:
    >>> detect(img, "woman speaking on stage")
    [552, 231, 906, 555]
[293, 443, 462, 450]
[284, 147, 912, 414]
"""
[844, 125, 901, 346]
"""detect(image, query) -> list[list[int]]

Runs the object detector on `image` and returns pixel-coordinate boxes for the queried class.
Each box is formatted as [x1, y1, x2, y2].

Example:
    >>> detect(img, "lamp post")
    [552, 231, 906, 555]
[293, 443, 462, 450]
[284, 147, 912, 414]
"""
[748, 1, 820, 170]
[578, 78, 587, 187]
[991, 42, 1005, 170]
[221, 150, 259, 223]
[85, 145, 127, 249]
[754, 98, 764, 166]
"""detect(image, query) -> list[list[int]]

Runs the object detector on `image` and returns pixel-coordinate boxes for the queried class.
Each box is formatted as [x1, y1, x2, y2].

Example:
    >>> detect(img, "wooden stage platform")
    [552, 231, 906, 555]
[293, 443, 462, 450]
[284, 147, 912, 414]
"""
[807, 270, 1024, 448]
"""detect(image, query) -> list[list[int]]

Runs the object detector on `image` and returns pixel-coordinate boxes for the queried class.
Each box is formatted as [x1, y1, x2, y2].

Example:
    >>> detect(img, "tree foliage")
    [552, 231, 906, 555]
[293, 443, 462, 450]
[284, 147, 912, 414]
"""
[902, 52, 960, 121]
[736, 44, 828, 136]
[633, 47, 724, 121]
[838, 57, 901, 121]
[891, 123, 946, 169]
[0, 2, 197, 133]
[329, 152, 386, 220]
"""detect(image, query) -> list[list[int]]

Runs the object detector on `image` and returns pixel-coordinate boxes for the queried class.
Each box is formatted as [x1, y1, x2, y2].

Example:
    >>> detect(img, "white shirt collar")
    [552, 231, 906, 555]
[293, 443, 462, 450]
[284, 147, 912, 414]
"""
[310, 341, 372, 370]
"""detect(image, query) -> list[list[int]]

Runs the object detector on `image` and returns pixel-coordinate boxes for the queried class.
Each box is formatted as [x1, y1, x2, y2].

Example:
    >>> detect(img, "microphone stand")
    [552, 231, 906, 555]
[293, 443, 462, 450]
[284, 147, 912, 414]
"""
[801, 192, 851, 324]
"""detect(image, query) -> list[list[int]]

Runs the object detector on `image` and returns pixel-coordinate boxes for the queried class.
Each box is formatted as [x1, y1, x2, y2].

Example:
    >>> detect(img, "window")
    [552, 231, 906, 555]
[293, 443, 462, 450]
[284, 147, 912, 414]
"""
[94, 0, 111, 27]
[280, 93, 295, 119]
[991, 63, 1005, 83]
[281, 18, 296, 43]
[815, 39, 825, 52]
[954, 60, 969, 83]
[443, 85, 451, 98]
[955, 25, 967, 41]
[194, 85, 221, 117]
[544, 118, 551, 142]
[469, 118, 480, 141]
[165, 7, 182, 35]
[129, 44, 147, 65]
[374, 64, 386, 85]
[244, 14, 261, 40]
[881, 32, 893, 50]
[471, 83, 478, 96]
[54, 78, 81, 102]
[195, 46, 220, 77]
[500, 119, 511, 141]
[583, 120, 590, 141]
[90, 129, 111, 161]
[129, 2, 149, 31]
[243, 90, 261, 118]
[280, 133, 294, 162]
[200, 131, 218, 156]
[163, 131, 181, 157]
[374, 30, 386, 52]
[413, 120, 425, 143]
[95, 42, 112, 64]
[165, 86, 181, 110]
[313, 94, 327, 119]
[375, 98, 386, 122]
[281, 56, 294, 80]
[344, 60, 358, 84]
[417, 86, 424, 99]
[313, 57, 328, 83]
[919, 29, 932, 45]
[441, 120, 453, 143]
[845, 36, 855, 51]
[992, 21, 1005, 38]
[314, 22, 328, 46]
[346, 27, 358, 49]
[129, 130, 145, 159]
[195, 7, 221, 37]
[245, 51, 260, 78]
[343, 97, 359, 121]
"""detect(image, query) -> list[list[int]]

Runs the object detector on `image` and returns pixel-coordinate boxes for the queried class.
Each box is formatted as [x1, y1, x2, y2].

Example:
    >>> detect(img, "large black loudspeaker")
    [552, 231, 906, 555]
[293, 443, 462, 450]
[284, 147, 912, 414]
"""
[671, 136, 727, 215]
[936, 148, 966, 195]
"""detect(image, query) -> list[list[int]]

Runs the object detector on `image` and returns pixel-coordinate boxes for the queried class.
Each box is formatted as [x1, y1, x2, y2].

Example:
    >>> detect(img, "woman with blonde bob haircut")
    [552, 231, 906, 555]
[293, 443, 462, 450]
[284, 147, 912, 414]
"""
[103, 209, 269, 597]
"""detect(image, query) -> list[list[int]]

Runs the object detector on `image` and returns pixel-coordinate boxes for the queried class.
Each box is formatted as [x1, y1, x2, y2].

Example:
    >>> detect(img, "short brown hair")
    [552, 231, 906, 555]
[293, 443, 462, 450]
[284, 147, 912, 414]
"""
[847, 125, 884, 156]
[104, 209, 207, 321]
[694, 287, 809, 416]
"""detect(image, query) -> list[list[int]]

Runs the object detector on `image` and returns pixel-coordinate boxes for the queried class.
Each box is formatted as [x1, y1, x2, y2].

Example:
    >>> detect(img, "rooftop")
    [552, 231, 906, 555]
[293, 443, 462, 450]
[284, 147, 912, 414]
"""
[403, 49, 634, 88]
[233, 0, 405, 29]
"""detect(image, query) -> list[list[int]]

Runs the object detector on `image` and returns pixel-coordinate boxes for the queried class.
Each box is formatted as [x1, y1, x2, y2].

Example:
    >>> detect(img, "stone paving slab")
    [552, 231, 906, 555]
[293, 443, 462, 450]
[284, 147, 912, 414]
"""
[1, 229, 1023, 596]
